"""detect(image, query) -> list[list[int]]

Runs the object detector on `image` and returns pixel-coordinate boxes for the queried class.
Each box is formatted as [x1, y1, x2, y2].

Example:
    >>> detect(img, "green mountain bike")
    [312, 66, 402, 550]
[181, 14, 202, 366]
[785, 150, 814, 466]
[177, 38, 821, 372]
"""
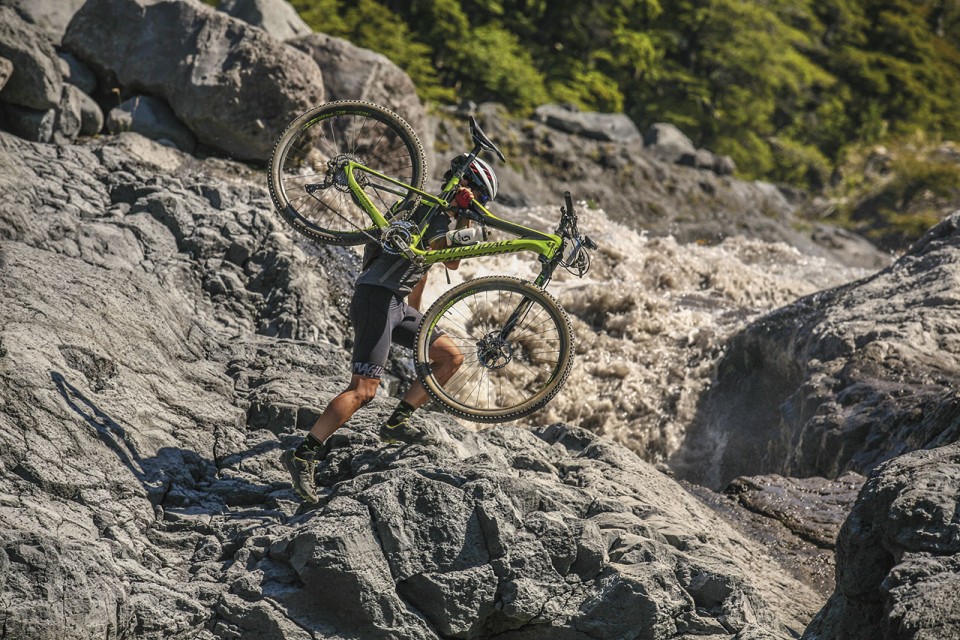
[268, 100, 596, 422]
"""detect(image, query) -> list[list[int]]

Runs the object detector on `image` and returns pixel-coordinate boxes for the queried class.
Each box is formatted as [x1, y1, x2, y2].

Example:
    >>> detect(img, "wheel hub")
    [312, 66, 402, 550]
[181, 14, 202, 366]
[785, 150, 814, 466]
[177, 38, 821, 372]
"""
[477, 331, 513, 369]
[328, 153, 368, 192]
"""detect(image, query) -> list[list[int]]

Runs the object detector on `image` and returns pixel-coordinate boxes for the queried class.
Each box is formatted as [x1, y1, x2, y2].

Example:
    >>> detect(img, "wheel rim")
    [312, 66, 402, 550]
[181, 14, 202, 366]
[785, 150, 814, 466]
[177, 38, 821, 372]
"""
[425, 285, 569, 418]
[276, 109, 420, 237]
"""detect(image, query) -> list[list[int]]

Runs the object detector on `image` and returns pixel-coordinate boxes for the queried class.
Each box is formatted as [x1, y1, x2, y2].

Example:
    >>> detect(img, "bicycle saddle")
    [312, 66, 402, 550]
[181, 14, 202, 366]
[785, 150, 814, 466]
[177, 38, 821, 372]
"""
[470, 116, 506, 161]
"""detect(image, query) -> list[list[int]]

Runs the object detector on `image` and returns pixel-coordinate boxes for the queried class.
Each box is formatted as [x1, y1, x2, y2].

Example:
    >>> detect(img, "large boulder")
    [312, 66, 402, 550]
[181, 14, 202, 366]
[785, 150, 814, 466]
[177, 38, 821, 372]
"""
[106, 95, 197, 153]
[218, 0, 311, 41]
[288, 32, 432, 165]
[62, 0, 325, 161]
[534, 103, 641, 143]
[672, 212, 960, 488]
[644, 122, 697, 162]
[0, 6, 62, 110]
[0, 0, 86, 43]
[803, 443, 960, 639]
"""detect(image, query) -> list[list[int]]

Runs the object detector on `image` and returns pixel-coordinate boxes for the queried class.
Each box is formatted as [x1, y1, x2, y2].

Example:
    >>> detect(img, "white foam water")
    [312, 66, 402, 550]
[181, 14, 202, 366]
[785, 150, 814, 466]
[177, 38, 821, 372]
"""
[419, 204, 871, 465]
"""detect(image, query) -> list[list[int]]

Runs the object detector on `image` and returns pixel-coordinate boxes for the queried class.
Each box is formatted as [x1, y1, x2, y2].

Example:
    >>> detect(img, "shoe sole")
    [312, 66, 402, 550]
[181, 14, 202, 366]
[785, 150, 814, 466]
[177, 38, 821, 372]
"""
[279, 451, 319, 503]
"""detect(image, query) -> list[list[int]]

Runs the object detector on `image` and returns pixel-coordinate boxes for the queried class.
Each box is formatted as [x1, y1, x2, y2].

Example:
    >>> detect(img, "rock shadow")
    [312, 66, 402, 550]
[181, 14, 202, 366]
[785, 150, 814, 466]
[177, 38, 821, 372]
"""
[51, 370, 288, 521]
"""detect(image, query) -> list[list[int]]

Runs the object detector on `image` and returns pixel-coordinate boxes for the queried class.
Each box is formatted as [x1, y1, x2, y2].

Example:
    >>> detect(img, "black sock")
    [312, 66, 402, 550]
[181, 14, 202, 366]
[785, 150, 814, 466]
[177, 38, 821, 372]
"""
[386, 400, 416, 428]
[295, 433, 326, 458]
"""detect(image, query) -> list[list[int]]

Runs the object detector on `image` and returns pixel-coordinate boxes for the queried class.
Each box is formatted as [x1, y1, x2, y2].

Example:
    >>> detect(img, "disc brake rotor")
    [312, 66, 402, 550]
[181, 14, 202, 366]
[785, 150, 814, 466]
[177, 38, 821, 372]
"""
[477, 331, 513, 370]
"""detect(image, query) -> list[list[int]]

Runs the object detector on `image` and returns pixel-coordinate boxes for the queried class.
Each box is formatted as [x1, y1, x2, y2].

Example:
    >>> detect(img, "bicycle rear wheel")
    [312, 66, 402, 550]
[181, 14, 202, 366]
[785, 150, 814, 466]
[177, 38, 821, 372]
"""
[416, 276, 575, 423]
[268, 100, 426, 245]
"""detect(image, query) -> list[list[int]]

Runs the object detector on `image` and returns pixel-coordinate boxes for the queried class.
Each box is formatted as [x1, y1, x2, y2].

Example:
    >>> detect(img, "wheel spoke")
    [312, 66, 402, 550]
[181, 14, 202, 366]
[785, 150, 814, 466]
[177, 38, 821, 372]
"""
[418, 280, 572, 422]
[269, 102, 425, 245]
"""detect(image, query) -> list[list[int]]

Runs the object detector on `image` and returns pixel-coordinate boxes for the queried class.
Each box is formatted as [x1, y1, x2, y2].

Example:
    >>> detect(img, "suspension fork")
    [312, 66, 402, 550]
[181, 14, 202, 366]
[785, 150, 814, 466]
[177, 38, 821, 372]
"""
[499, 261, 558, 340]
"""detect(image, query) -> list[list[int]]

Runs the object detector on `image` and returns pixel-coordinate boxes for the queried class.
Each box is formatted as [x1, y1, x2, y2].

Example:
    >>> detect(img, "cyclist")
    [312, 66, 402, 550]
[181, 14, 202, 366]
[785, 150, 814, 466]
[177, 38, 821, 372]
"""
[280, 155, 499, 502]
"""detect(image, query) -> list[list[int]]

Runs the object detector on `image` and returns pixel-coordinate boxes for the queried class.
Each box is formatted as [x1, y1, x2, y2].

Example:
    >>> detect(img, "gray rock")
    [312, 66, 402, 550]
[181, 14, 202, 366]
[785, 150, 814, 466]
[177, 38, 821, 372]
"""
[644, 122, 697, 162]
[0, 0, 86, 43]
[672, 212, 960, 488]
[810, 223, 890, 270]
[54, 82, 83, 141]
[534, 102, 641, 143]
[688, 473, 865, 597]
[63, 0, 325, 161]
[678, 148, 717, 171]
[714, 154, 737, 176]
[58, 51, 96, 95]
[803, 443, 960, 640]
[288, 32, 432, 165]
[75, 87, 103, 136]
[0, 102, 55, 142]
[0, 129, 824, 640]
[0, 55, 11, 92]
[0, 6, 62, 110]
[218, 0, 311, 41]
[107, 95, 197, 153]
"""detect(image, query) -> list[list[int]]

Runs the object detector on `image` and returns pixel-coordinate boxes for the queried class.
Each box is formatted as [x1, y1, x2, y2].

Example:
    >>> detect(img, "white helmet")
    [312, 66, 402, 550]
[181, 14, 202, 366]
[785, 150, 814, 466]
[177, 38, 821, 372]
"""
[452, 154, 499, 203]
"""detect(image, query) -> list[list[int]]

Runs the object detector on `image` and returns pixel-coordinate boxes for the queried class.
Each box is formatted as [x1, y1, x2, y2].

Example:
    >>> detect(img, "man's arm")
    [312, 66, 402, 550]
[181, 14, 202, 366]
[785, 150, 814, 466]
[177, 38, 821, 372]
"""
[430, 234, 461, 270]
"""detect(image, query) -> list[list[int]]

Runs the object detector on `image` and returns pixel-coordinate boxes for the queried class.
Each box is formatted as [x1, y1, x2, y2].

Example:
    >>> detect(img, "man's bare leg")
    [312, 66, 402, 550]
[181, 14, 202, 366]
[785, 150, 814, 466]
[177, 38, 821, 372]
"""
[281, 374, 379, 502]
[308, 374, 381, 442]
[401, 335, 464, 408]
[380, 336, 464, 443]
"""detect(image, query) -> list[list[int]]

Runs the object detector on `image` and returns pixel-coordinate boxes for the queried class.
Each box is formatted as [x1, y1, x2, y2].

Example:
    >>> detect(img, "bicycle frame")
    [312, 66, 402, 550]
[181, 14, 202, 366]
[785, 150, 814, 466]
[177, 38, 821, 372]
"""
[343, 162, 564, 273]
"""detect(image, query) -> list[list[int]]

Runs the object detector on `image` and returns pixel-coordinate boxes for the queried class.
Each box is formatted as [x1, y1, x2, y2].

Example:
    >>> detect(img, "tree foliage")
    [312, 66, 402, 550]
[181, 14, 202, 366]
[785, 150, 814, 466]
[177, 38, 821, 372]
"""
[290, 0, 960, 188]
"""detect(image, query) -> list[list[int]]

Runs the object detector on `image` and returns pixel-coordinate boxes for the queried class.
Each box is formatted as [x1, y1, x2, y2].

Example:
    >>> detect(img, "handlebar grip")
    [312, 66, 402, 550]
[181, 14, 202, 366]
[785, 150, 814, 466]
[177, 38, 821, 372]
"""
[563, 191, 574, 215]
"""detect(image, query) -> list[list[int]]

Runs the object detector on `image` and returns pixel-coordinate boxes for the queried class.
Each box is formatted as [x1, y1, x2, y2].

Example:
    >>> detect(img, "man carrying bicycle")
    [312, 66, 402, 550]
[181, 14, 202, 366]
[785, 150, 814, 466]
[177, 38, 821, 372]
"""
[280, 155, 499, 503]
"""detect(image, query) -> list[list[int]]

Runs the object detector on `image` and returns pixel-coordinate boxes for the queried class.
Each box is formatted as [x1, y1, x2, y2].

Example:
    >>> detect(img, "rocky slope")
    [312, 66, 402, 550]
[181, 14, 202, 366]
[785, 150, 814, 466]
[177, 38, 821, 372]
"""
[672, 213, 960, 490]
[0, 130, 822, 638]
[1, 0, 959, 637]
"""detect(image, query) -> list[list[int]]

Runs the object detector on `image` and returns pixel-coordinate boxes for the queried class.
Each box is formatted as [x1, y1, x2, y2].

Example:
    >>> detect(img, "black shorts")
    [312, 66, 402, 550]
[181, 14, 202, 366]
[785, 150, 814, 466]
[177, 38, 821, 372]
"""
[349, 284, 442, 379]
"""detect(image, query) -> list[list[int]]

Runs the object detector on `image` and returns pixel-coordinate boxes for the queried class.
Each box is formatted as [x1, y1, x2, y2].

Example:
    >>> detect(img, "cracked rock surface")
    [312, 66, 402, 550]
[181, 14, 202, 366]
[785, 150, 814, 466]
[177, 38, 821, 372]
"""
[0, 129, 822, 638]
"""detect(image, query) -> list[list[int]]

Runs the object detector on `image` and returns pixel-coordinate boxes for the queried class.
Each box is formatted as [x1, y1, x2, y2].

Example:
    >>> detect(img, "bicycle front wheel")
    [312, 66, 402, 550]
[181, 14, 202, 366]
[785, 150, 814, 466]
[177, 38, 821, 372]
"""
[416, 276, 575, 423]
[268, 100, 427, 245]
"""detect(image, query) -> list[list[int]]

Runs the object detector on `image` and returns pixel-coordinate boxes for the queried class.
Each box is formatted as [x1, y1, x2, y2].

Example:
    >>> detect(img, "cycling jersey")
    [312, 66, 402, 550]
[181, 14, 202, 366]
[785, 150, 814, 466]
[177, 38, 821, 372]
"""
[350, 204, 450, 378]
[355, 204, 450, 296]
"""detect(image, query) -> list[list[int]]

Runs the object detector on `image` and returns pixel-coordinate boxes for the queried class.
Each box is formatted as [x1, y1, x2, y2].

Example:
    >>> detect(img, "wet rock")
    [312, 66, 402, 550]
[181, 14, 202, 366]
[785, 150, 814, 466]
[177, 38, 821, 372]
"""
[533, 103, 641, 143]
[106, 95, 196, 153]
[688, 473, 865, 597]
[63, 0, 325, 161]
[803, 443, 960, 640]
[218, 0, 311, 41]
[0, 6, 62, 110]
[674, 212, 960, 488]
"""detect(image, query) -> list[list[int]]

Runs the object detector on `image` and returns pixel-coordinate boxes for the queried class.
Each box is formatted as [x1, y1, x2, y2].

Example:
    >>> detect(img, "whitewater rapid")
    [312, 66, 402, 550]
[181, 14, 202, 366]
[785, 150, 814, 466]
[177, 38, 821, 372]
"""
[418, 203, 873, 465]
